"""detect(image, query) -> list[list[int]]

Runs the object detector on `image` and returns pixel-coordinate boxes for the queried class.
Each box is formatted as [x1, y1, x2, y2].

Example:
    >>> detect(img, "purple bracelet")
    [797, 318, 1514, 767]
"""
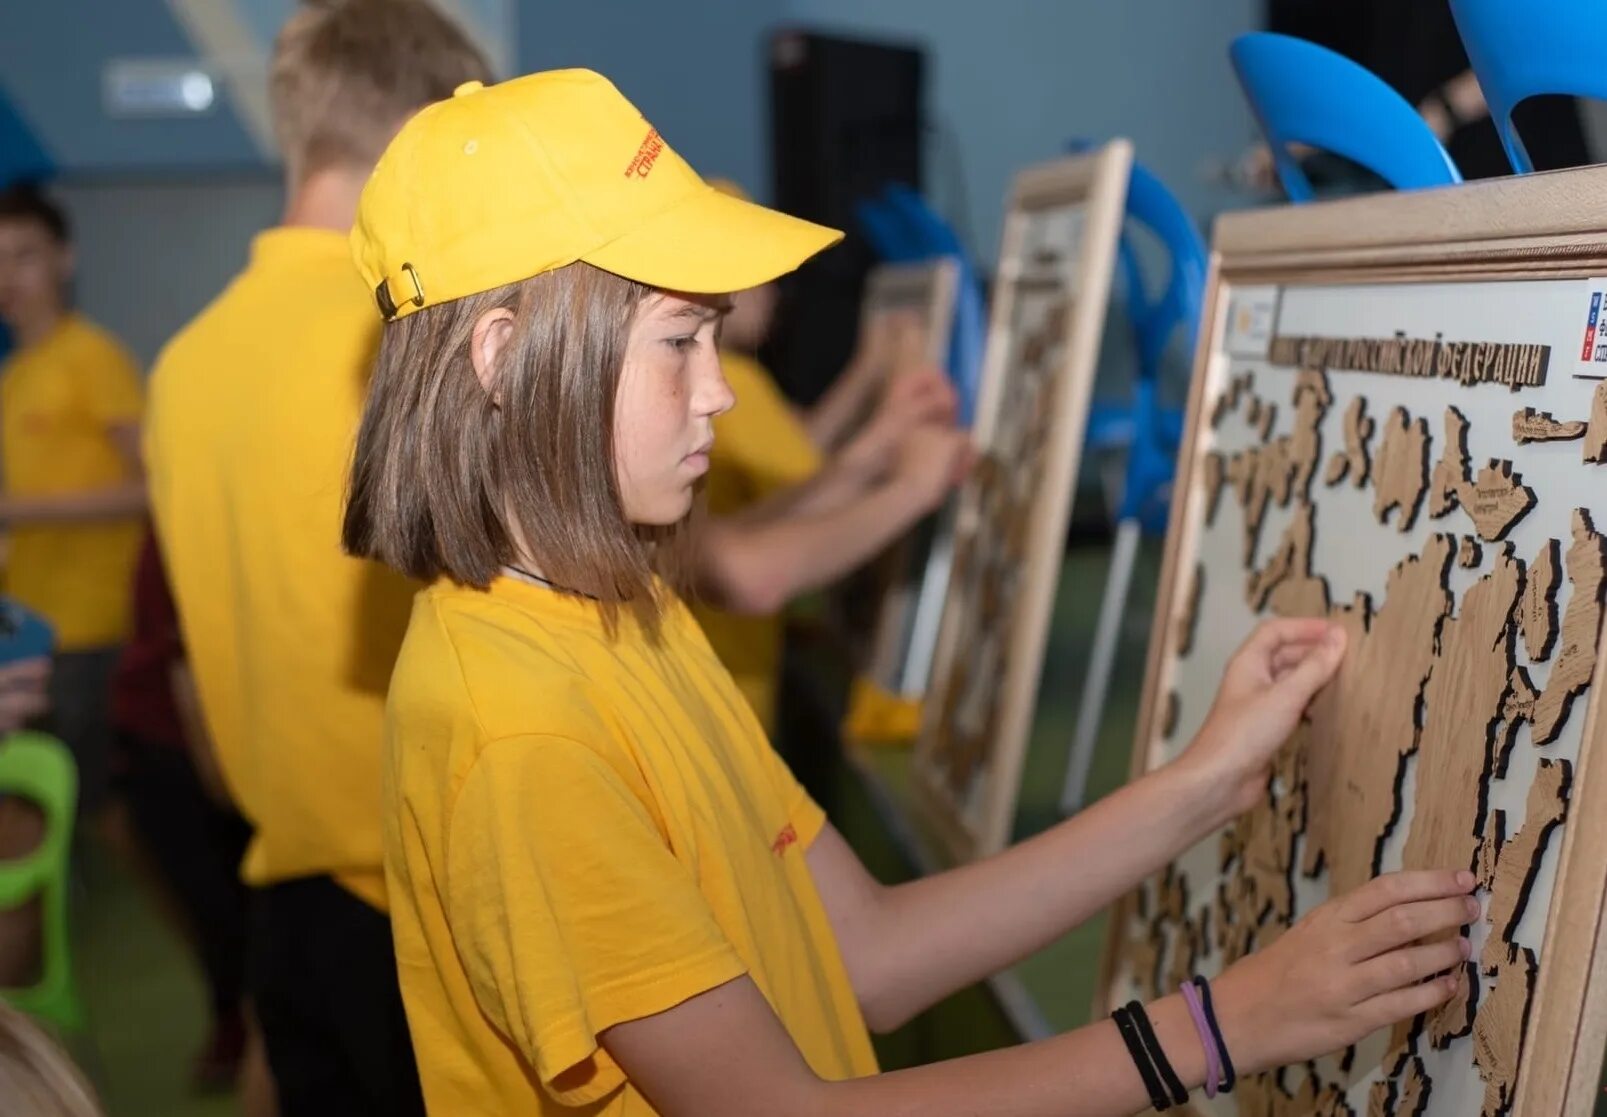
[1180, 980, 1222, 1098]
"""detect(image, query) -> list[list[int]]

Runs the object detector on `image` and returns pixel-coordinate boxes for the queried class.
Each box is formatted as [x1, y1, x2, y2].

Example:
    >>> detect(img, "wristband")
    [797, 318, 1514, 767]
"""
[1180, 980, 1222, 1098]
[1125, 1000, 1189, 1108]
[1192, 976, 1237, 1092]
[1112, 1005, 1170, 1112]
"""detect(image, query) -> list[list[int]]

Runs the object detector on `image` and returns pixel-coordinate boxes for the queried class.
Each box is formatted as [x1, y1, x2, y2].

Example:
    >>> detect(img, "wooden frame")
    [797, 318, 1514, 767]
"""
[859, 258, 963, 698]
[912, 141, 1132, 862]
[1099, 165, 1607, 1117]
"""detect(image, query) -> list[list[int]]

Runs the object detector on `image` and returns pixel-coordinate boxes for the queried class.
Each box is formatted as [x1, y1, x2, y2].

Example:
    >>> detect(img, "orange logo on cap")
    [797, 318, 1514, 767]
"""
[625, 127, 665, 179]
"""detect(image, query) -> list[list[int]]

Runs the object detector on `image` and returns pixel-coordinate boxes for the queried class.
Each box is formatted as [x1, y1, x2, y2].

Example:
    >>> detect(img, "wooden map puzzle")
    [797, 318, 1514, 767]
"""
[913, 142, 1131, 860]
[1102, 170, 1607, 1117]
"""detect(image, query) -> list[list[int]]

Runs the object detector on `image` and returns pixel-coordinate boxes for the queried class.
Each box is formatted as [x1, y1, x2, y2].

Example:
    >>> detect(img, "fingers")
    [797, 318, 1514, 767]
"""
[1233, 618, 1336, 667]
[1353, 936, 1470, 1002]
[1352, 970, 1461, 1029]
[1337, 869, 1476, 924]
[1350, 895, 1480, 961]
[1267, 627, 1346, 708]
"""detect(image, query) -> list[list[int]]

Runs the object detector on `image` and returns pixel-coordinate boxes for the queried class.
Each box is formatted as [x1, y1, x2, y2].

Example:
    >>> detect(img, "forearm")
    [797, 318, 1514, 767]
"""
[697, 479, 928, 615]
[1, 482, 147, 524]
[854, 765, 1221, 1028]
[803, 361, 879, 452]
[820, 996, 1208, 1117]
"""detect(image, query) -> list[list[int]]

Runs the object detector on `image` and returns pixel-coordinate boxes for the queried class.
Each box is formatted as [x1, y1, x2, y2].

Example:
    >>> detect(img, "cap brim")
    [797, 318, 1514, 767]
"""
[582, 185, 843, 293]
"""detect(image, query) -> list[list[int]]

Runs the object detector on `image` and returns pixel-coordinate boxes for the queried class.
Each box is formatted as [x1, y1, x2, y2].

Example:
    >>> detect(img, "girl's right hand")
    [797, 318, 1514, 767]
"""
[1212, 869, 1477, 1074]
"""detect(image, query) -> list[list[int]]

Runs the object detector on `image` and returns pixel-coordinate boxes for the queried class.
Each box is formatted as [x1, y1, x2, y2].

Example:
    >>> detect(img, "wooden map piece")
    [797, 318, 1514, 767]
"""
[1125, 925, 1162, 1001]
[1512, 407, 1586, 444]
[1159, 864, 1189, 924]
[1372, 406, 1432, 532]
[1325, 396, 1375, 488]
[1481, 758, 1571, 973]
[1458, 460, 1538, 542]
[1476, 811, 1507, 888]
[1521, 538, 1561, 662]
[1473, 943, 1537, 1117]
[1429, 407, 1471, 519]
[1460, 536, 1483, 569]
[1227, 371, 1252, 410]
[1584, 380, 1607, 463]
[1530, 509, 1607, 745]
[1429, 961, 1480, 1048]
[1402, 546, 1525, 883]
[1177, 563, 1205, 655]
[1258, 400, 1278, 442]
[1247, 502, 1330, 617]
[1290, 369, 1332, 500]
[1160, 689, 1179, 739]
[1312, 1084, 1357, 1117]
[1495, 667, 1539, 779]
[1203, 451, 1227, 526]
[1428, 407, 1539, 541]
[1164, 915, 1201, 993]
[1247, 395, 1265, 429]
[1367, 1077, 1395, 1117]
[1300, 536, 1456, 892]
[1238, 1073, 1281, 1117]
[1397, 1056, 1433, 1117]
[1212, 389, 1231, 429]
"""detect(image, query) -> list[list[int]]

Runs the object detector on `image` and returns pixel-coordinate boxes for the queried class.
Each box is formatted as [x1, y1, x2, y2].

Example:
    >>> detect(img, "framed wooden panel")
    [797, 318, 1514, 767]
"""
[859, 258, 962, 698]
[1100, 166, 1607, 1117]
[912, 141, 1132, 861]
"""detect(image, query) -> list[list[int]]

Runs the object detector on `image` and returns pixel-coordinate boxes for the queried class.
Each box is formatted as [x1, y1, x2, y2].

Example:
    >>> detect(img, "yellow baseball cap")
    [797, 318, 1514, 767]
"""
[352, 69, 843, 320]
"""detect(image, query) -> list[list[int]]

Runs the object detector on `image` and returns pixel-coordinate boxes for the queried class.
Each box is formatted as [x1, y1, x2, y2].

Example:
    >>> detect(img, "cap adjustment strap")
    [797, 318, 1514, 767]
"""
[376, 262, 425, 320]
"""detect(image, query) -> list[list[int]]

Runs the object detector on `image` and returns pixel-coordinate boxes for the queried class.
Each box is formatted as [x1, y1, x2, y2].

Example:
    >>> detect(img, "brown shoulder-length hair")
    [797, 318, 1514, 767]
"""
[343, 261, 694, 626]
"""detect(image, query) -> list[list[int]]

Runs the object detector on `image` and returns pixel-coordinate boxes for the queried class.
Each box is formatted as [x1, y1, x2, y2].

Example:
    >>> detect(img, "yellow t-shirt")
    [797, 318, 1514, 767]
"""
[0, 313, 144, 650]
[145, 227, 415, 909]
[386, 576, 876, 1114]
[693, 350, 822, 728]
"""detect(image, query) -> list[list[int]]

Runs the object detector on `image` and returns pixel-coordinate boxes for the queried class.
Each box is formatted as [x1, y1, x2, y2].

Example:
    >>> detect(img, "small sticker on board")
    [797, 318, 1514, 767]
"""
[1224, 287, 1279, 360]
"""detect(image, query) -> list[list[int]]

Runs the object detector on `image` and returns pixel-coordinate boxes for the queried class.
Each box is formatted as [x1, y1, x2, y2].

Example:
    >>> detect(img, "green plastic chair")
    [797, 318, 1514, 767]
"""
[0, 731, 81, 1031]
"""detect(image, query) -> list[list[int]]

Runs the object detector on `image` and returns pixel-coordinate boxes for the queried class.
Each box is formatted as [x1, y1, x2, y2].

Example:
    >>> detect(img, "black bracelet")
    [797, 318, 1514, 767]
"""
[1191, 976, 1237, 1092]
[1112, 1005, 1171, 1111]
[1125, 1000, 1189, 1108]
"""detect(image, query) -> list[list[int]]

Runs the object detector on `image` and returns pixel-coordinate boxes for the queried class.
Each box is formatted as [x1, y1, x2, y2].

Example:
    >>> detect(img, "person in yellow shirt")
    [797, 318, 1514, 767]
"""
[0, 184, 144, 814]
[343, 69, 1475, 1117]
[142, 2, 487, 1112]
[692, 180, 963, 729]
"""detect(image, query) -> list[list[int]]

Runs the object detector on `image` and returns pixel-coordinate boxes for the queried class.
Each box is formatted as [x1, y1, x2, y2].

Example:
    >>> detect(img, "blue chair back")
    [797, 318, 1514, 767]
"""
[1449, 0, 1607, 174]
[1230, 32, 1462, 202]
[1064, 145, 1202, 533]
[855, 187, 986, 425]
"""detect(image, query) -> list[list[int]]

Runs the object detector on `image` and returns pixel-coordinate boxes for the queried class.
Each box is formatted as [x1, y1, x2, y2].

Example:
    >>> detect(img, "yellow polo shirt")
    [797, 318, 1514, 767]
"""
[145, 227, 415, 909]
[693, 350, 821, 728]
[386, 576, 876, 1114]
[0, 313, 144, 650]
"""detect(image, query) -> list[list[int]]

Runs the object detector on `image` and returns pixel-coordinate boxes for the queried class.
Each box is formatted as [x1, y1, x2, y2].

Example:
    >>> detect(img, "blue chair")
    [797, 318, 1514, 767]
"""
[1061, 155, 1205, 813]
[1449, 0, 1607, 174]
[1230, 32, 1463, 202]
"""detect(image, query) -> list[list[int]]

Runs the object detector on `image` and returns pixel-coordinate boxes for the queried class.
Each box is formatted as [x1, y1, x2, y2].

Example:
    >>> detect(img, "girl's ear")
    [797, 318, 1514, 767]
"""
[469, 307, 517, 404]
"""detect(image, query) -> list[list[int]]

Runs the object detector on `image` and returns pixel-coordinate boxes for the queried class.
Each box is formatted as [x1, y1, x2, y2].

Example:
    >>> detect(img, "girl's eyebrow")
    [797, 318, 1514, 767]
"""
[666, 299, 733, 322]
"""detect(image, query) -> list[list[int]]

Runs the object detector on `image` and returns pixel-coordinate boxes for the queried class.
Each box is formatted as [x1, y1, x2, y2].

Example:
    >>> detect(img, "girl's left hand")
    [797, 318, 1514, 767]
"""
[1172, 618, 1346, 822]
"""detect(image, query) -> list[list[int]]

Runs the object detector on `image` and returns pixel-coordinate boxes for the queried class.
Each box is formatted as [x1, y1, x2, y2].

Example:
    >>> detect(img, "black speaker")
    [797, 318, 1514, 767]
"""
[764, 29, 924, 405]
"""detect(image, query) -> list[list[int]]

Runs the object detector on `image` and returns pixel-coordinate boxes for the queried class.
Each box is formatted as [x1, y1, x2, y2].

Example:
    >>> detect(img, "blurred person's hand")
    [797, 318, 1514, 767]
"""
[839, 366, 958, 482]
[890, 423, 975, 515]
[0, 656, 49, 734]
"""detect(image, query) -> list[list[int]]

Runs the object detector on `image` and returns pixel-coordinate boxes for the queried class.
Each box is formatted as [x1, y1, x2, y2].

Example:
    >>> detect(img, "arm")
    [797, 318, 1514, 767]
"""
[0, 422, 146, 524]
[804, 769, 1217, 1032]
[814, 619, 1349, 1030]
[802, 311, 935, 453]
[603, 869, 1474, 1117]
[695, 426, 972, 616]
